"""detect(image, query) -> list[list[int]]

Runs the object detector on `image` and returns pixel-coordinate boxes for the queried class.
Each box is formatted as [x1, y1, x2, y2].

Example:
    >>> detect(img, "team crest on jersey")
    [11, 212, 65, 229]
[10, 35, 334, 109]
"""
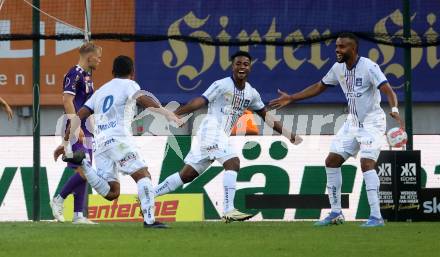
[223, 92, 233, 103]
[118, 152, 137, 167]
[356, 78, 362, 87]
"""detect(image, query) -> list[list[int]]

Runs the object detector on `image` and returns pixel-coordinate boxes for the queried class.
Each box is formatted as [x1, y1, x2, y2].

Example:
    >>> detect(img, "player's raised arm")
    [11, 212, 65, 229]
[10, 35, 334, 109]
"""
[174, 79, 223, 116]
[135, 93, 183, 126]
[379, 82, 404, 128]
[0, 96, 13, 120]
[254, 107, 302, 145]
[174, 96, 207, 116]
[269, 81, 328, 109]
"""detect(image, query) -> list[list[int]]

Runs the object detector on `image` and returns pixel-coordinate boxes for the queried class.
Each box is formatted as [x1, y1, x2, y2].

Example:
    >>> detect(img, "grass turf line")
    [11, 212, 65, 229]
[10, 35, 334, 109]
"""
[0, 221, 436, 257]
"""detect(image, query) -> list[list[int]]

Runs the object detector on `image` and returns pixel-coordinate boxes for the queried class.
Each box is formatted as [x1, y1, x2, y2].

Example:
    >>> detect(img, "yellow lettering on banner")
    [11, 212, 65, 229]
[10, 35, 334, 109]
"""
[283, 30, 306, 70]
[161, 10, 439, 87]
[425, 13, 440, 69]
[308, 29, 330, 69]
[163, 12, 215, 91]
[369, 9, 426, 79]
[162, 15, 189, 68]
[369, 10, 397, 67]
[183, 29, 215, 90]
[384, 63, 404, 80]
[391, 11, 422, 69]
[217, 16, 232, 70]
[237, 30, 251, 54]
[263, 18, 281, 70]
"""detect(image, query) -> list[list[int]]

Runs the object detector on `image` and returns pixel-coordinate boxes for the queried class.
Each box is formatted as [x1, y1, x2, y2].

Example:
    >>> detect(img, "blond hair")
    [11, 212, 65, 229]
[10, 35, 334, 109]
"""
[79, 42, 101, 56]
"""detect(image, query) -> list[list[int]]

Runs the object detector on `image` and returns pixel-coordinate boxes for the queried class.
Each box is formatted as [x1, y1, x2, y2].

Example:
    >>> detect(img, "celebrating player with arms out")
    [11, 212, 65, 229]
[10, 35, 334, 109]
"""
[270, 33, 403, 227]
[154, 51, 302, 223]
[51, 42, 101, 224]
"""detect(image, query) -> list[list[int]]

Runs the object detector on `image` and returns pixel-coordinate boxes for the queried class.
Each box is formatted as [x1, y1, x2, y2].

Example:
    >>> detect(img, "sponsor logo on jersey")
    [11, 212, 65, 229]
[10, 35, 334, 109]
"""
[345, 92, 362, 98]
[118, 152, 137, 167]
[97, 121, 117, 131]
[206, 144, 219, 152]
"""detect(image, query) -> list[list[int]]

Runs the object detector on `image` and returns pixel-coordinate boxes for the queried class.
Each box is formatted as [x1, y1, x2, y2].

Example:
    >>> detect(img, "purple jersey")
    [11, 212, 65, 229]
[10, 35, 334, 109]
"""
[63, 65, 94, 137]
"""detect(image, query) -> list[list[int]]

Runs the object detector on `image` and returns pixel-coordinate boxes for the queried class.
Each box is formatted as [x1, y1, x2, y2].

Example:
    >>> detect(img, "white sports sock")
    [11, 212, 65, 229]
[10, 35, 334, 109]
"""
[81, 160, 110, 197]
[325, 167, 342, 213]
[363, 169, 382, 219]
[74, 212, 84, 219]
[54, 194, 65, 203]
[137, 177, 155, 224]
[223, 170, 238, 213]
[154, 172, 183, 197]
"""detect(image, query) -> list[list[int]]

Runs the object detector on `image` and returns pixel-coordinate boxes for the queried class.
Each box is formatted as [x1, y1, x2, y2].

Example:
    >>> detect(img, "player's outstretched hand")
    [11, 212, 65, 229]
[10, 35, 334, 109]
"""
[269, 89, 293, 109]
[78, 128, 85, 144]
[389, 111, 404, 129]
[166, 112, 184, 127]
[290, 135, 303, 145]
[53, 145, 65, 161]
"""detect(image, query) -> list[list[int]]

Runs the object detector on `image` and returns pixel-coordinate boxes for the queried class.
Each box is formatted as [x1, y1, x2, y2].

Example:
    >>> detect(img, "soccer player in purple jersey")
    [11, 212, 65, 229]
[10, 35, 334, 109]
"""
[50, 42, 102, 224]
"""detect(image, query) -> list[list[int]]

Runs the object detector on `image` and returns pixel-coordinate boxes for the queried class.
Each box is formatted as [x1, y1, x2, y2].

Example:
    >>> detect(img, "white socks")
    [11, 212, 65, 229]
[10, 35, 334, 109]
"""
[326, 167, 342, 213]
[81, 160, 110, 197]
[223, 170, 238, 213]
[137, 177, 155, 224]
[363, 169, 382, 219]
[154, 172, 184, 197]
[54, 194, 64, 203]
[74, 212, 84, 219]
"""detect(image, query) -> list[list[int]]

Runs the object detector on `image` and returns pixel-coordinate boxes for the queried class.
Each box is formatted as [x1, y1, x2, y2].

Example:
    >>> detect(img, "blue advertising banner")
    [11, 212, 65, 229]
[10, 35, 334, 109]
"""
[135, 0, 440, 104]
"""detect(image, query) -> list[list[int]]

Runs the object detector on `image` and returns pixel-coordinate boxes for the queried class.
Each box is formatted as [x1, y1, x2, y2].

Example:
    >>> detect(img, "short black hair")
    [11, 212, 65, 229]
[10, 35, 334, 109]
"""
[230, 51, 252, 62]
[112, 55, 134, 78]
[338, 32, 359, 51]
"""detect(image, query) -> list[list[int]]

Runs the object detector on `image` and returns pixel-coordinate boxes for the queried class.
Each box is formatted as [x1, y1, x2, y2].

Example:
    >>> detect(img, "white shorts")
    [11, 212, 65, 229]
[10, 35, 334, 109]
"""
[330, 115, 386, 162]
[95, 141, 147, 182]
[184, 134, 237, 174]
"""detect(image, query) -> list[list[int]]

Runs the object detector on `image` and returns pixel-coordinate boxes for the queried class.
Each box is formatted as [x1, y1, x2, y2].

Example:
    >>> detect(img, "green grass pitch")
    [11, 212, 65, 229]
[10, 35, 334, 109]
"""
[0, 221, 437, 257]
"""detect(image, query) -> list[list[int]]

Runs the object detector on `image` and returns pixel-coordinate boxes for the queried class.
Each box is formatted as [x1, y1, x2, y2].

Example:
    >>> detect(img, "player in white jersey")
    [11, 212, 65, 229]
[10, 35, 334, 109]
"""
[270, 33, 403, 227]
[57, 55, 181, 228]
[154, 51, 302, 222]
